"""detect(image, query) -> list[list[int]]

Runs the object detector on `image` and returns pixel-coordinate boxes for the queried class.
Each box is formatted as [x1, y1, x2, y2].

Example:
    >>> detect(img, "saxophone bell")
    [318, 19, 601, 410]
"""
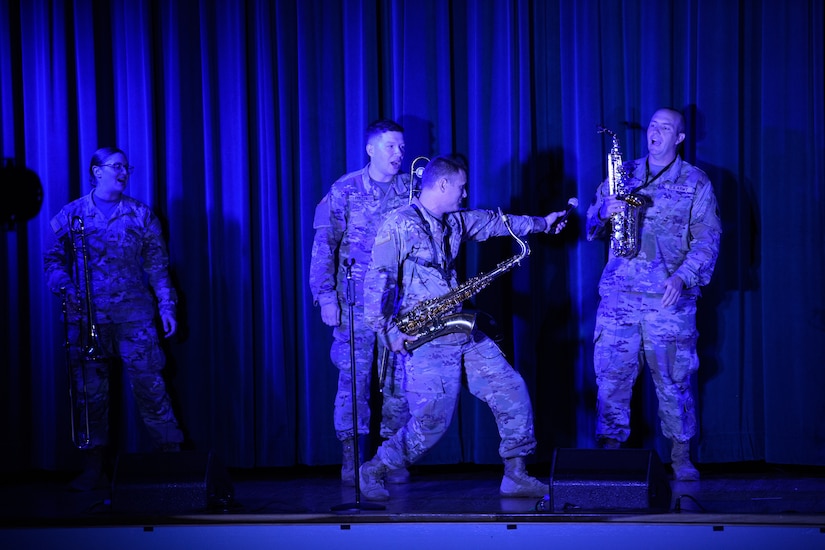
[402, 312, 477, 351]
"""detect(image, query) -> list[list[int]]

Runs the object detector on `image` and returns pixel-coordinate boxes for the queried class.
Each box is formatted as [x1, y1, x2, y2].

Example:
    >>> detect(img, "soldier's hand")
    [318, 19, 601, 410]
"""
[599, 195, 623, 219]
[662, 275, 685, 307]
[320, 303, 341, 326]
[390, 333, 417, 356]
[161, 312, 177, 338]
[61, 286, 82, 314]
[543, 210, 568, 234]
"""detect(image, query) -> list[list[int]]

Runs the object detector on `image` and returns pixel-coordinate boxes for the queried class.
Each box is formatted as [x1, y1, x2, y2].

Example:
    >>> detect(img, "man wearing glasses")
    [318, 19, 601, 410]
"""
[44, 147, 184, 491]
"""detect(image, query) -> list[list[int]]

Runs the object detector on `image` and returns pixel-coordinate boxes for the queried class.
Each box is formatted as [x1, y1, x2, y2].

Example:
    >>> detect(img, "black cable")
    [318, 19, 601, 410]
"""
[674, 493, 707, 513]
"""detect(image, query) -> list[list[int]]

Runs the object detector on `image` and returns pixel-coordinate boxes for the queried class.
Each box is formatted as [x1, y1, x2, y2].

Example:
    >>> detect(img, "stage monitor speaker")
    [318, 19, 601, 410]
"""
[111, 450, 234, 515]
[548, 448, 672, 513]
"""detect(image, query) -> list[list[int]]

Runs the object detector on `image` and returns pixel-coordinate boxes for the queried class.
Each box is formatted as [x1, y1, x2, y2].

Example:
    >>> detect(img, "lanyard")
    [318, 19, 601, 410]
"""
[410, 203, 453, 283]
[640, 156, 677, 191]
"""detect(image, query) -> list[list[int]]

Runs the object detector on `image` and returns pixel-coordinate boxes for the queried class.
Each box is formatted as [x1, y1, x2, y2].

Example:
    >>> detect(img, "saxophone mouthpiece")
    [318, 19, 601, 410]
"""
[597, 125, 618, 139]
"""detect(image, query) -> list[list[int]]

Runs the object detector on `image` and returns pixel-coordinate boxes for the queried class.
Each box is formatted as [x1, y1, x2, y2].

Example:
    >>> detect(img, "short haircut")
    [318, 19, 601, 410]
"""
[365, 119, 404, 144]
[421, 155, 467, 189]
[88, 146, 126, 184]
[659, 108, 686, 134]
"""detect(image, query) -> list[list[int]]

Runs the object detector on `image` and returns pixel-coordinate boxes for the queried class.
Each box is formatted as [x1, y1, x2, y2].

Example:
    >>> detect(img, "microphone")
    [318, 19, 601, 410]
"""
[414, 167, 425, 178]
[551, 197, 578, 231]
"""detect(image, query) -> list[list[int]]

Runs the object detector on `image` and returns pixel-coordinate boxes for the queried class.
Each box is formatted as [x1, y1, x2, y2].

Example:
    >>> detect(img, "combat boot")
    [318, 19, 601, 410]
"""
[341, 436, 369, 486]
[671, 440, 700, 481]
[598, 436, 621, 449]
[341, 438, 356, 486]
[359, 456, 390, 501]
[158, 442, 181, 452]
[386, 467, 411, 484]
[500, 457, 549, 497]
[69, 447, 107, 492]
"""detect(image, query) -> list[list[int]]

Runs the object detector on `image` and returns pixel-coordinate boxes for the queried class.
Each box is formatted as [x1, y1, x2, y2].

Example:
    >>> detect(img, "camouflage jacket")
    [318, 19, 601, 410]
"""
[309, 164, 412, 308]
[364, 199, 548, 344]
[43, 191, 177, 323]
[585, 155, 722, 296]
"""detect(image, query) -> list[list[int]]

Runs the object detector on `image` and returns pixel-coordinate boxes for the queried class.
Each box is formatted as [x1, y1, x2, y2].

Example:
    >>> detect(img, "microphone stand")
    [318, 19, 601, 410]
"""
[331, 259, 384, 512]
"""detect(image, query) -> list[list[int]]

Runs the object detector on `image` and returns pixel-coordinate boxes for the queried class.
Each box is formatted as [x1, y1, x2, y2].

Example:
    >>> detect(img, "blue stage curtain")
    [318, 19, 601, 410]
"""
[1, 0, 823, 471]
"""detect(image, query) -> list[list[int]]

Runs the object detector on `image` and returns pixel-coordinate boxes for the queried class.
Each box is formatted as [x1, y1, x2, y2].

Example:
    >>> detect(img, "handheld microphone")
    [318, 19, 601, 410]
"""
[551, 197, 578, 231]
[414, 167, 425, 178]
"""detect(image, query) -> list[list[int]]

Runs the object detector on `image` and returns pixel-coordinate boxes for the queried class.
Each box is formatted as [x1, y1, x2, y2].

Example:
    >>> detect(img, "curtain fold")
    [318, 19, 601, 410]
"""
[1, 0, 823, 471]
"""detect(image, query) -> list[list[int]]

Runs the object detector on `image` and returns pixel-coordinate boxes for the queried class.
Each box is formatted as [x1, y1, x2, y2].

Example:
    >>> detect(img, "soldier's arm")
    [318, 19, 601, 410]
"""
[142, 212, 177, 319]
[673, 177, 722, 289]
[364, 221, 410, 352]
[43, 211, 80, 306]
[585, 180, 613, 241]
[309, 191, 344, 309]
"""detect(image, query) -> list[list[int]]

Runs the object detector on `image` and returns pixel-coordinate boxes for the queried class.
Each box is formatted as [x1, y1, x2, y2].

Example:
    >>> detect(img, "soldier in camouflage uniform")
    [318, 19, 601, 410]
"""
[585, 108, 722, 481]
[358, 155, 569, 501]
[43, 147, 184, 491]
[309, 120, 413, 486]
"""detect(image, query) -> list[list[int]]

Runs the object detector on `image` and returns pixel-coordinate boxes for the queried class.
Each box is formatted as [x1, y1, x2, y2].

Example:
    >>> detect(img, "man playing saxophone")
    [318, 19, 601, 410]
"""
[43, 147, 184, 491]
[586, 108, 722, 481]
[358, 154, 569, 501]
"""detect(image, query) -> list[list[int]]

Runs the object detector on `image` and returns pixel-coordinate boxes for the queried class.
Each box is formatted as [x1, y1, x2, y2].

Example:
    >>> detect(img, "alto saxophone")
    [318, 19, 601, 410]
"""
[395, 208, 529, 350]
[597, 125, 643, 258]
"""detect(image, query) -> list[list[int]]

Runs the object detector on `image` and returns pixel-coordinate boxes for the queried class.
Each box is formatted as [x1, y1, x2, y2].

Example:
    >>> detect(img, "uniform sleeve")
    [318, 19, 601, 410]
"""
[585, 179, 611, 241]
[364, 220, 403, 346]
[43, 210, 75, 295]
[457, 209, 546, 242]
[309, 191, 343, 307]
[673, 178, 722, 288]
[142, 211, 178, 318]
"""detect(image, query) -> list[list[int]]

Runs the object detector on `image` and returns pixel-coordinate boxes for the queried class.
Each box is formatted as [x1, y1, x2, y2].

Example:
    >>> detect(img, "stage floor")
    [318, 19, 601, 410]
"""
[1, 458, 824, 549]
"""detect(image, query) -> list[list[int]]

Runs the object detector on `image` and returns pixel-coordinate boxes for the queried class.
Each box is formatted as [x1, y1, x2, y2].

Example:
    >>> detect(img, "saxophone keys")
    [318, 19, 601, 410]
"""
[618, 194, 644, 208]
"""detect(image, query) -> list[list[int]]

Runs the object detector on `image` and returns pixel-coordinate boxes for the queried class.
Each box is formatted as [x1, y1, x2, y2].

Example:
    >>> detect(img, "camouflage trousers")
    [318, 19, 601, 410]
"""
[331, 308, 409, 441]
[593, 291, 699, 443]
[68, 320, 183, 448]
[376, 332, 537, 470]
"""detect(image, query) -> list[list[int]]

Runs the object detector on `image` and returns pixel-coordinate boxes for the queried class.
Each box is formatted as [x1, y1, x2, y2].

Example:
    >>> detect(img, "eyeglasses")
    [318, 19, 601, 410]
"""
[99, 163, 135, 174]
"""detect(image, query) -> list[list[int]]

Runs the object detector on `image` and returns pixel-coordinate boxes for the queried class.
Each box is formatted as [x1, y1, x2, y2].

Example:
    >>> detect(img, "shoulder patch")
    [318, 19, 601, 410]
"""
[313, 194, 332, 229]
[373, 232, 391, 246]
[49, 211, 70, 236]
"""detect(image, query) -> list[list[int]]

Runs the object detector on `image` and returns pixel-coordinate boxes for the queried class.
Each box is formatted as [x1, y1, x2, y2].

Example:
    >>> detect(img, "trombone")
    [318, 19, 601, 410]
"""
[72, 216, 104, 362]
[408, 156, 429, 204]
[61, 286, 91, 449]
[61, 216, 105, 449]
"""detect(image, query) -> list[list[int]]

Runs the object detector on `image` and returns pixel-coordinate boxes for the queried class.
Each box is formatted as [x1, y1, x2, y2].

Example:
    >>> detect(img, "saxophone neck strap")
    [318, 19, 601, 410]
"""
[642, 156, 678, 189]
[410, 203, 454, 283]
